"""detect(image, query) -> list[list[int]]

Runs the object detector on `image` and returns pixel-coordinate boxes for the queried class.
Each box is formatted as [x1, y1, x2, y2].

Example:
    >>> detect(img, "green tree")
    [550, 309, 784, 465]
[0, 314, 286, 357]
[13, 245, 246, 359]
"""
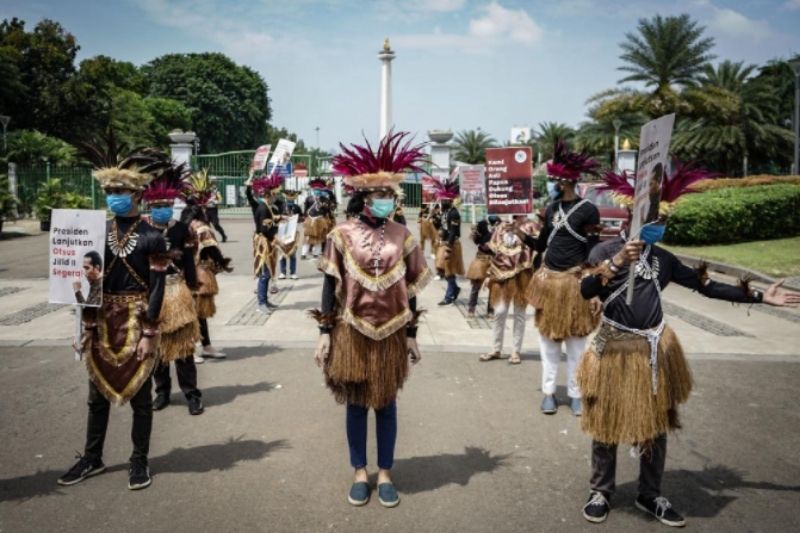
[0, 45, 25, 115]
[0, 18, 80, 136]
[673, 60, 793, 175]
[144, 97, 192, 146]
[6, 129, 78, 166]
[452, 129, 497, 164]
[142, 53, 271, 152]
[534, 122, 575, 160]
[619, 14, 715, 94]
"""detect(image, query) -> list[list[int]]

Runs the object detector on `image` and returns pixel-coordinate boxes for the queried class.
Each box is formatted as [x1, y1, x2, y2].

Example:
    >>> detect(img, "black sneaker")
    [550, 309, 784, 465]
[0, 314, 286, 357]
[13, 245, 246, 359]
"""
[128, 460, 152, 490]
[635, 495, 686, 527]
[582, 491, 610, 523]
[188, 396, 205, 415]
[152, 393, 170, 411]
[437, 298, 455, 306]
[57, 454, 106, 486]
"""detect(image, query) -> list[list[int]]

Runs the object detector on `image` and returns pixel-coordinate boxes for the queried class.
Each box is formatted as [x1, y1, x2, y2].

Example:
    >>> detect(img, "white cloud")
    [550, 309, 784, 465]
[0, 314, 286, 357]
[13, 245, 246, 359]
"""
[696, 1, 772, 41]
[408, 0, 467, 12]
[784, 0, 800, 9]
[394, 2, 543, 51]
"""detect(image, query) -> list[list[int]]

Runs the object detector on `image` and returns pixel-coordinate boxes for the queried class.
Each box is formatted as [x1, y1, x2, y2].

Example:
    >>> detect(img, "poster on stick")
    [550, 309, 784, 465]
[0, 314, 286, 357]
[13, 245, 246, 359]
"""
[421, 176, 438, 204]
[251, 144, 272, 172]
[48, 209, 107, 307]
[457, 165, 486, 205]
[485, 147, 533, 215]
[277, 214, 299, 245]
[268, 139, 296, 178]
[628, 113, 675, 240]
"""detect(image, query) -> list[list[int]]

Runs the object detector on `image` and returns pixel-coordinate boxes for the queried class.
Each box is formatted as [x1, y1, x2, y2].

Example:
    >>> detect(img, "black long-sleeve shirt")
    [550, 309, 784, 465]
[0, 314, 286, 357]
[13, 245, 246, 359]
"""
[441, 206, 461, 245]
[536, 198, 600, 271]
[246, 185, 260, 228]
[472, 219, 495, 254]
[581, 237, 762, 330]
[319, 214, 417, 337]
[163, 221, 198, 289]
[255, 201, 279, 240]
[104, 215, 167, 323]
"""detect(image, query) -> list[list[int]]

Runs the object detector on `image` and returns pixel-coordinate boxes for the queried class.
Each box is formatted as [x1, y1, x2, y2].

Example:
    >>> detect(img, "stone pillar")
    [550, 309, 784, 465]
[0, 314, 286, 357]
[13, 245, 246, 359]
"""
[168, 130, 197, 167]
[378, 39, 396, 140]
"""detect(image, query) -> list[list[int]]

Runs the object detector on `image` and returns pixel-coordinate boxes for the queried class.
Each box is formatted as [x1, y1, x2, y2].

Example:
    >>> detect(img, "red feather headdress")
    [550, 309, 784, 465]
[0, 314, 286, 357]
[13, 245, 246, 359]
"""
[546, 139, 600, 182]
[600, 159, 716, 213]
[143, 161, 191, 203]
[332, 131, 427, 191]
[422, 175, 460, 200]
[252, 173, 284, 196]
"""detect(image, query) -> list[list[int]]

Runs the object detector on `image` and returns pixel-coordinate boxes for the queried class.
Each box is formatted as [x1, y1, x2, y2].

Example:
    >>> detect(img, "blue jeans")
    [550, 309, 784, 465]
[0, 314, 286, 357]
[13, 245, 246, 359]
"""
[279, 254, 297, 275]
[445, 275, 459, 300]
[257, 267, 271, 305]
[346, 401, 397, 470]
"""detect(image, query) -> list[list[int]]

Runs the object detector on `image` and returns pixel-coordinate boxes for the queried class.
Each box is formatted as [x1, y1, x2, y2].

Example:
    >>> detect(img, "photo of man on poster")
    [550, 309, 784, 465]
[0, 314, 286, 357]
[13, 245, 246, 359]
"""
[72, 250, 103, 306]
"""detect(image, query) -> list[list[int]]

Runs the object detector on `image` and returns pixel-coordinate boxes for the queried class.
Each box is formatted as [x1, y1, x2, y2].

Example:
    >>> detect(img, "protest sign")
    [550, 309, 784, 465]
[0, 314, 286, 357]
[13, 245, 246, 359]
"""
[251, 144, 272, 172]
[277, 214, 299, 245]
[268, 139, 296, 178]
[485, 147, 533, 215]
[458, 165, 486, 205]
[48, 209, 106, 307]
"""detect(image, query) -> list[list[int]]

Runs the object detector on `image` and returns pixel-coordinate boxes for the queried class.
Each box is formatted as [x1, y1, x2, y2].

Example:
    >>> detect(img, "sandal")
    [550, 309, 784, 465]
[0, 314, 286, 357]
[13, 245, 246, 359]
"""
[508, 352, 522, 365]
[479, 352, 501, 362]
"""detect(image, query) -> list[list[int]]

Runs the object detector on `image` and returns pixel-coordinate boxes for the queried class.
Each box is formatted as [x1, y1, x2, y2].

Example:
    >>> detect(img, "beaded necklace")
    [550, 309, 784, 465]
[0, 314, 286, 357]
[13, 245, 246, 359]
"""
[357, 217, 387, 276]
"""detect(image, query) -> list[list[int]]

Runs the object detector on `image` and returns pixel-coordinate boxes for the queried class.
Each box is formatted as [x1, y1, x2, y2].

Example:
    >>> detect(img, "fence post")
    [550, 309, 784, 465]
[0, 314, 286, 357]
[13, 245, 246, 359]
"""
[91, 177, 97, 210]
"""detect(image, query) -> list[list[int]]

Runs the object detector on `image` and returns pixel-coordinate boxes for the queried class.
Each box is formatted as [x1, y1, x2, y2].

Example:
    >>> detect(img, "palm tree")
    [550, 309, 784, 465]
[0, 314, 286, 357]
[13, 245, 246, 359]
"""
[673, 60, 793, 175]
[534, 122, 575, 160]
[452, 129, 497, 165]
[619, 14, 715, 95]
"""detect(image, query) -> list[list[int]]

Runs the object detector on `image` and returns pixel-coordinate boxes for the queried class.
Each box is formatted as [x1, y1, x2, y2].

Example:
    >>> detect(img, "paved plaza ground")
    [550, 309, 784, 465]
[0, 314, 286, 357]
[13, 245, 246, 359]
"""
[1, 215, 799, 532]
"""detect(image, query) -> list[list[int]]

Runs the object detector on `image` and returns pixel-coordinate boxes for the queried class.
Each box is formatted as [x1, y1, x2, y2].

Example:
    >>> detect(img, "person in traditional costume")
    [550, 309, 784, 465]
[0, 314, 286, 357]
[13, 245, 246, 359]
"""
[205, 189, 227, 242]
[58, 150, 170, 491]
[186, 171, 233, 360]
[528, 139, 602, 416]
[144, 160, 204, 415]
[479, 215, 538, 364]
[577, 162, 800, 527]
[425, 177, 463, 305]
[417, 203, 438, 257]
[392, 190, 407, 225]
[465, 214, 501, 317]
[250, 172, 283, 312]
[312, 131, 431, 508]
[302, 178, 333, 259]
[277, 188, 304, 280]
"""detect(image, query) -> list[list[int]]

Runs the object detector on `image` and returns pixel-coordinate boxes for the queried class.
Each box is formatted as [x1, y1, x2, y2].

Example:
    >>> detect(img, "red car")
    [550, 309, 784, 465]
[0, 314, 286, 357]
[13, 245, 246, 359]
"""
[577, 182, 628, 241]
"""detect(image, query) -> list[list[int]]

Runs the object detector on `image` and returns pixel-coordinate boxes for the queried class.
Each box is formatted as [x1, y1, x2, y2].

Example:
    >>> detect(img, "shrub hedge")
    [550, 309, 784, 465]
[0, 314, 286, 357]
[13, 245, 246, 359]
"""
[689, 175, 800, 192]
[664, 184, 800, 245]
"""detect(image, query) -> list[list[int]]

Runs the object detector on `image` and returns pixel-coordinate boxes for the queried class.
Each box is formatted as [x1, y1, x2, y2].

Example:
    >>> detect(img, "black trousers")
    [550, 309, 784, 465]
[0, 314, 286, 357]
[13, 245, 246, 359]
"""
[590, 434, 667, 500]
[467, 279, 494, 314]
[154, 358, 201, 399]
[206, 207, 226, 241]
[84, 378, 152, 464]
[199, 318, 211, 347]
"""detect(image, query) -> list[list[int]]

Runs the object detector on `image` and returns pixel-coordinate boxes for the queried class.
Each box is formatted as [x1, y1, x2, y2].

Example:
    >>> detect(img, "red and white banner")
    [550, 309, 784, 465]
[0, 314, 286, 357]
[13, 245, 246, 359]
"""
[485, 147, 533, 215]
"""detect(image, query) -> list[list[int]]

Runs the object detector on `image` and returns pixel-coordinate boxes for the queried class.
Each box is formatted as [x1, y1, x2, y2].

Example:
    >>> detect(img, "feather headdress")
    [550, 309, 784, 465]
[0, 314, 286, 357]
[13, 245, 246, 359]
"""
[92, 147, 173, 191]
[423, 175, 460, 200]
[546, 139, 600, 182]
[332, 131, 427, 191]
[308, 177, 332, 190]
[600, 159, 716, 215]
[143, 161, 191, 203]
[252, 173, 284, 196]
[187, 168, 218, 207]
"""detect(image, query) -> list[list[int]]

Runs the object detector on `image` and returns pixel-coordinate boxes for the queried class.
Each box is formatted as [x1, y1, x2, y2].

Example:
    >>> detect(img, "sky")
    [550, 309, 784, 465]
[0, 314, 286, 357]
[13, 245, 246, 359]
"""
[3, 0, 800, 152]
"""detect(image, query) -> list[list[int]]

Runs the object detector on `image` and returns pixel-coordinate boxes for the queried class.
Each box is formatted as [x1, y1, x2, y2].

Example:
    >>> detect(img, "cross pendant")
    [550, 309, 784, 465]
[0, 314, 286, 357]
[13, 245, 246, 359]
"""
[372, 258, 381, 276]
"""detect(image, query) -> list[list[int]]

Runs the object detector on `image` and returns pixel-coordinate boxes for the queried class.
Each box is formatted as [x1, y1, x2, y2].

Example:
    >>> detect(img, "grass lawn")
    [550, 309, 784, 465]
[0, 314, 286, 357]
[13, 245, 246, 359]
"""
[664, 237, 800, 278]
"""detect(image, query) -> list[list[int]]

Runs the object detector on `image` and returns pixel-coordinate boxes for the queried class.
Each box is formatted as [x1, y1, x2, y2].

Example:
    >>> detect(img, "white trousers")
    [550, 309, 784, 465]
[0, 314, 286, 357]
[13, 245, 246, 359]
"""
[492, 300, 526, 354]
[539, 335, 586, 398]
[301, 244, 322, 257]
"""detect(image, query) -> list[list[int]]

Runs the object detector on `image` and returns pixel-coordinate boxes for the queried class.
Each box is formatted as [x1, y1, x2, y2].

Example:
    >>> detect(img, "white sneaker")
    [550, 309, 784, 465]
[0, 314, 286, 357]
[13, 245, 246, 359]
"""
[278, 273, 286, 279]
[290, 274, 298, 280]
[430, 253, 435, 260]
[193, 354, 205, 364]
[202, 350, 227, 359]
[256, 304, 269, 314]
[434, 275, 442, 281]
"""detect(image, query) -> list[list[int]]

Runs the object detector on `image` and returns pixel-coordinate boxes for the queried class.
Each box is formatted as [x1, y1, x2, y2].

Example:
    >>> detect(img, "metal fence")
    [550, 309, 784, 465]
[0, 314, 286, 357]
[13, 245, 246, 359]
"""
[14, 164, 103, 215]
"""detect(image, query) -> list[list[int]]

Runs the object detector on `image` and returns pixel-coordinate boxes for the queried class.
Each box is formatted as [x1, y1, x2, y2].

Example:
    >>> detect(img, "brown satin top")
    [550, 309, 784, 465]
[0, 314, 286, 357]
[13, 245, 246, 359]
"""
[320, 218, 431, 340]
[488, 221, 537, 281]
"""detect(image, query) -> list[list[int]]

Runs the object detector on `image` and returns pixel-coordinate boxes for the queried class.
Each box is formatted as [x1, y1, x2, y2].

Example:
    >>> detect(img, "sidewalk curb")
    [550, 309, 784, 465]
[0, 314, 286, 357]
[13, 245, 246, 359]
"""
[673, 252, 800, 292]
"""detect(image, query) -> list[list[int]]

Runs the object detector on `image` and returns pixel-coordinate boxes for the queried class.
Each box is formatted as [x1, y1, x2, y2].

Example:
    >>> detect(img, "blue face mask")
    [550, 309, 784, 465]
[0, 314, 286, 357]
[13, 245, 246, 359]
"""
[369, 198, 395, 219]
[151, 206, 173, 224]
[487, 215, 500, 225]
[106, 193, 133, 216]
[640, 223, 666, 245]
[546, 181, 562, 200]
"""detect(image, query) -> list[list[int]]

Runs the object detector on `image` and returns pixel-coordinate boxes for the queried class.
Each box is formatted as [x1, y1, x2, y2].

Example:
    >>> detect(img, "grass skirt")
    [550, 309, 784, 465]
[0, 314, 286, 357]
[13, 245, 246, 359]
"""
[577, 325, 693, 445]
[419, 219, 439, 245]
[434, 240, 465, 277]
[466, 252, 492, 281]
[158, 276, 199, 362]
[196, 262, 218, 319]
[325, 323, 409, 409]
[489, 269, 533, 307]
[528, 266, 599, 340]
[304, 216, 329, 245]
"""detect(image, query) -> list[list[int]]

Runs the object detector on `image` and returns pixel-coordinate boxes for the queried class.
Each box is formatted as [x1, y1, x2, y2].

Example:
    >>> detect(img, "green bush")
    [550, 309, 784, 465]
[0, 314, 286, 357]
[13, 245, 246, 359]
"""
[664, 184, 800, 245]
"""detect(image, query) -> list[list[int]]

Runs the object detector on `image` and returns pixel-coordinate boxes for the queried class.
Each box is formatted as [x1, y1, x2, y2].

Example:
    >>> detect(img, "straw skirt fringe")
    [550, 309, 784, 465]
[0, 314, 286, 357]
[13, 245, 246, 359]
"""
[528, 267, 599, 340]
